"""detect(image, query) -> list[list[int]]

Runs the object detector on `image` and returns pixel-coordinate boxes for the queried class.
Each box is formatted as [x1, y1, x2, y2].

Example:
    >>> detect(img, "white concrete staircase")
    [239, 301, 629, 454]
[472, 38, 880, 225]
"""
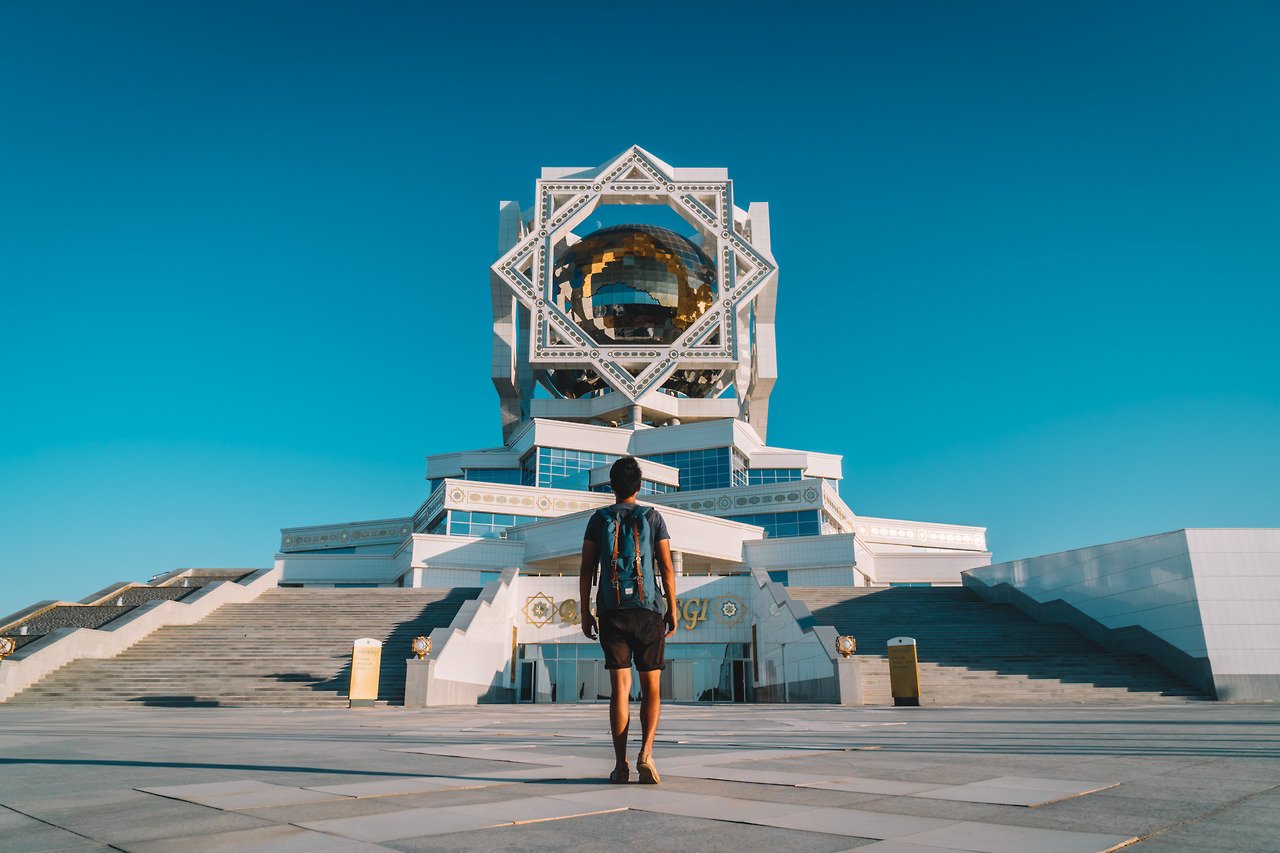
[789, 586, 1207, 704]
[5, 588, 475, 708]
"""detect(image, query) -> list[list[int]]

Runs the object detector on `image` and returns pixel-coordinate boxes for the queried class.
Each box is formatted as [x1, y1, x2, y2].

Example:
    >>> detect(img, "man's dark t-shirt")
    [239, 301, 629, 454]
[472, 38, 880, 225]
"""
[583, 504, 671, 552]
[585, 504, 672, 644]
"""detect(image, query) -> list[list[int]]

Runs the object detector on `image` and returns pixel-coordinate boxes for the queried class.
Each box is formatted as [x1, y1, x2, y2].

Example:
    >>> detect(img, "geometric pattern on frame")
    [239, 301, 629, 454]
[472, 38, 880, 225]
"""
[491, 145, 777, 401]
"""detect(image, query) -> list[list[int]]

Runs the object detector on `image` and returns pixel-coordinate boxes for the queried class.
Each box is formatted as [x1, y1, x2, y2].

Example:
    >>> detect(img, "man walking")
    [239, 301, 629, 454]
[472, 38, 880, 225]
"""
[580, 456, 677, 784]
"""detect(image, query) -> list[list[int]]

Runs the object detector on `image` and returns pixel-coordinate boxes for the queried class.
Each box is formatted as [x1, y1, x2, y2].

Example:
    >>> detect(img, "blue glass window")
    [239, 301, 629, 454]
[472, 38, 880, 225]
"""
[591, 479, 677, 496]
[746, 468, 803, 485]
[724, 510, 821, 539]
[640, 447, 747, 491]
[462, 468, 522, 485]
[447, 510, 537, 538]
[532, 447, 620, 491]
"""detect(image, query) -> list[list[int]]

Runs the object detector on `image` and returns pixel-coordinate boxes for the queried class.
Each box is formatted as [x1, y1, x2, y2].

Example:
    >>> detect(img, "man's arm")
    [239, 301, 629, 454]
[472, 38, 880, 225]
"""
[579, 538, 598, 639]
[656, 539, 677, 637]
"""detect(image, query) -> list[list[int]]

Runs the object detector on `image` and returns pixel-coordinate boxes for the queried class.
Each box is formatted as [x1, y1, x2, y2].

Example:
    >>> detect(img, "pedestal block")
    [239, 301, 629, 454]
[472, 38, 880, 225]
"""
[836, 656, 864, 705]
[404, 658, 434, 708]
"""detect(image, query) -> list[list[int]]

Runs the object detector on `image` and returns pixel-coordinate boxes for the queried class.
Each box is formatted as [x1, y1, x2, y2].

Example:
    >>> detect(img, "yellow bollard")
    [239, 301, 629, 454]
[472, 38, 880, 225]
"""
[349, 638, 383, 709]
[887, 636, 920, 707]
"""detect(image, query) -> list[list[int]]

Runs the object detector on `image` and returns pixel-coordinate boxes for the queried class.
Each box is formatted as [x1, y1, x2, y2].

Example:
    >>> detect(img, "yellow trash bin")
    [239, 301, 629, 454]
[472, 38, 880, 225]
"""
[887, 636, 920, 707]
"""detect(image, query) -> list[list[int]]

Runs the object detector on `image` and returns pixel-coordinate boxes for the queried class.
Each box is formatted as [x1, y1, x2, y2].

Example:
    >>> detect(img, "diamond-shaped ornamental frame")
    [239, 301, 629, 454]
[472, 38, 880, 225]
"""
[491, 146, 778, 401]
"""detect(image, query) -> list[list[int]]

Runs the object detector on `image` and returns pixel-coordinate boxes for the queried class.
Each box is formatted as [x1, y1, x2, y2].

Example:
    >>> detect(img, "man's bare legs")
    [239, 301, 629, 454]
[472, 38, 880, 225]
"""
[609, 668, 663, 781]
[636, 669, 663, 782]
[608, 667, 632, 776]
[638, 669, 662, 757]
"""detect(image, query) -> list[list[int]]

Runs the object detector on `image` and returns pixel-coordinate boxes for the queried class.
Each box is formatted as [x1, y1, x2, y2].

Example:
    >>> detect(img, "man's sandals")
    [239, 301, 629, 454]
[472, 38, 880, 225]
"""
[636, 753, 660, 785]
[609, 762, 630, 784]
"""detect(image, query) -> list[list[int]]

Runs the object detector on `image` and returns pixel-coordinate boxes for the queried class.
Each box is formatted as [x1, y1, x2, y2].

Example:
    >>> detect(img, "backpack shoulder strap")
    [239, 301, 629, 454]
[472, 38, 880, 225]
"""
[591, 507, 612, 589]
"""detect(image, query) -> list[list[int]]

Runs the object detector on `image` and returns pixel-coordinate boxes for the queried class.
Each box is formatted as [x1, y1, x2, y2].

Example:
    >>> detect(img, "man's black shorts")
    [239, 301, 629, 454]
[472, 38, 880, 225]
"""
[599, 608, 666, 671]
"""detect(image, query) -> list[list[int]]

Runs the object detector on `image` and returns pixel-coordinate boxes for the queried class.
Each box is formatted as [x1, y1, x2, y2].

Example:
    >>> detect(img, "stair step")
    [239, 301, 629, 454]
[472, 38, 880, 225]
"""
[5, 587, 474, 707]
[788, 586, 1207, 704]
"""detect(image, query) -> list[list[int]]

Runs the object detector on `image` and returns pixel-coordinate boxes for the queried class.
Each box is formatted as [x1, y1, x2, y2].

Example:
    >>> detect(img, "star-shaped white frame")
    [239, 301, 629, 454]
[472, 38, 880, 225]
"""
[491, 146, 777, 401]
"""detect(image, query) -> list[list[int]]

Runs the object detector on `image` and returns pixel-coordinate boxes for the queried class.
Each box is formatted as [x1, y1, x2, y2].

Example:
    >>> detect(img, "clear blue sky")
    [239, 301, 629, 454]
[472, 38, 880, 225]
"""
[2, 1, 1277, 612]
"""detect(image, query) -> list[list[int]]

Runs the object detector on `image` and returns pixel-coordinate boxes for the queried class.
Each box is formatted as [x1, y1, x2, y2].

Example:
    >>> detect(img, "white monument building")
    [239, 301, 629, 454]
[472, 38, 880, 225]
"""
[275, 147, 992, 703]
[6, 148, 1273, 708]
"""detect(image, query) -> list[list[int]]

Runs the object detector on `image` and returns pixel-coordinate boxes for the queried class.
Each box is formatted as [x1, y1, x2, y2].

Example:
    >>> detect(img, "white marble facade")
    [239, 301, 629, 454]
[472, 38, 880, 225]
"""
[275, 148, 991, 702]
[279, 147, 988, 593]
[965, 529, 1280, 701]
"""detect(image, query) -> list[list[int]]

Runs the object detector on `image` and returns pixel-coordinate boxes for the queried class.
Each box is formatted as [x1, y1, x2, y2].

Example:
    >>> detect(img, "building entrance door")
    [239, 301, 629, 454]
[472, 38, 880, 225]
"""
[520, 642, 752, 703]
[517, 660, 549, 703]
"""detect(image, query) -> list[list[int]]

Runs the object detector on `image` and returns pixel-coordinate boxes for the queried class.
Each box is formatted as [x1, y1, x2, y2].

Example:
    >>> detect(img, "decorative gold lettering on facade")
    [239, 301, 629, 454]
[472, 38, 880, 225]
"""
[677, 597, 709, 630]
[529, 594, 726, 630]
[558, 599, 580, 625]
[524, 593, 555, 627]
[715, 595, 744, 625]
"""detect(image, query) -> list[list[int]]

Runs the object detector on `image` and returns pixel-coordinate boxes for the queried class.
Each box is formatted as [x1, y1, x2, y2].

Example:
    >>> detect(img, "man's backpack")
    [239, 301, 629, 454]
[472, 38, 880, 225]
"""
[594, 505, 661, 612]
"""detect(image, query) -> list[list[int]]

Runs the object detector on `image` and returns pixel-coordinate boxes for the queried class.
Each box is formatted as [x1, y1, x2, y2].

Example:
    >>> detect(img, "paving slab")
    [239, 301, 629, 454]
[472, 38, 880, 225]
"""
[1102, 773, 1277, 803]
[894, 820, 1136, 852]
[914, 783, 1087, 807]
[299, 805, 504, 842]
[2, 704, 1277, 851]
[3, 787, 276, 844]
[138, 779, 279, 799]
[659, 776, 889, 809]
[0, 805, 100, 852]
[303, 777, 488, 798]
[386, 745, 580, 765]
[981, 776, 1119, 794]
[846, 843, 968, 853]
[960, 791, 1205, 836]
[751, 806, 960, 838]
[549, 787, 695, 810]
[150, 781, 351, 810]
[633, 792, 814, 822]
[801, 777, 944, 796]
[122, 823, 391, 852]
[668, 748, 840, 767]
[664, 765, 839, 786]
[385, 808, 867, 853]
[438, 795, 626, 824]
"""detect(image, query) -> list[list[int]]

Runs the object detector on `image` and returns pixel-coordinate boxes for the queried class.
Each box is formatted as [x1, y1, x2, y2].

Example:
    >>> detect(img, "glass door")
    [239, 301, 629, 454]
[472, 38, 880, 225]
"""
[517, 660, 536, 703]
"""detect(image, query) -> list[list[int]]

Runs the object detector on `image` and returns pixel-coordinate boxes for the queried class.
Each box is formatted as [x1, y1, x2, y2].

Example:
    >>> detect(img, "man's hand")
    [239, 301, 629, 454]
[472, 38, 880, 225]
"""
[582, 611, 598, 640]
[664, 608, 677, 637]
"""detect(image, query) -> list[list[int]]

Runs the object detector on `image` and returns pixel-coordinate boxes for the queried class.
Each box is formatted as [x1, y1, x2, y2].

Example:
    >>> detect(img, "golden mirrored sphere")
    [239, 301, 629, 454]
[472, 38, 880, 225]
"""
[554, 225, 715, 346]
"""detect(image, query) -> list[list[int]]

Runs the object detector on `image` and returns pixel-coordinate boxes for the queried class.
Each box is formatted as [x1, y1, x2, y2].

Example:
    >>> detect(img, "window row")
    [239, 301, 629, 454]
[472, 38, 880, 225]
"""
[590, 479, 678, 496]
[448, 510, 538, 538]
[723, 510, 822, 539]
[745, 468, 803, 485]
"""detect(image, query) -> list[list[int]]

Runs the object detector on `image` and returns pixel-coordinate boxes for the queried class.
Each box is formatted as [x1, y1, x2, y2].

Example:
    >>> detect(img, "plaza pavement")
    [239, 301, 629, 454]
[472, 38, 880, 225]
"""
[0, 703, 1277, 852]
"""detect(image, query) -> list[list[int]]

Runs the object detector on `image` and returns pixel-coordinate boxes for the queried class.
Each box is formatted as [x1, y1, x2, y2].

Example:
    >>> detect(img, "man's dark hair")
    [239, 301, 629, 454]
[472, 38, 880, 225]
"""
[609, 456, 643, 499]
